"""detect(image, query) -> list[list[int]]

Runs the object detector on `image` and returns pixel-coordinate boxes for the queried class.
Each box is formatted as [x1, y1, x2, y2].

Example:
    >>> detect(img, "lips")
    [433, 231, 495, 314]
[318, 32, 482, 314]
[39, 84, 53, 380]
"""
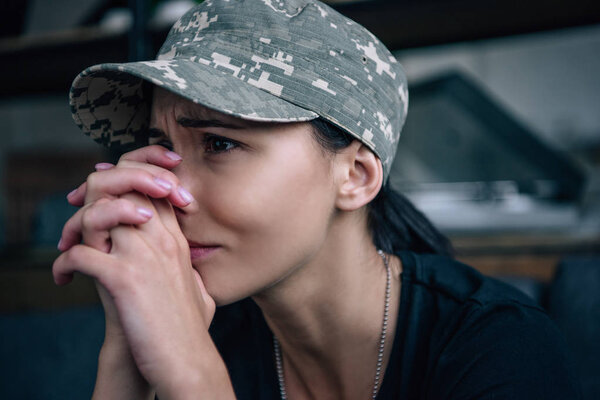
[187, 240, 221, 261]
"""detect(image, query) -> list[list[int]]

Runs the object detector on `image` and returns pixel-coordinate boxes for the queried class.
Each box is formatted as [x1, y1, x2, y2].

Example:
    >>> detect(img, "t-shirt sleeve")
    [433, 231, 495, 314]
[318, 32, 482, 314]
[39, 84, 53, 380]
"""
[426, 302, 582, 400]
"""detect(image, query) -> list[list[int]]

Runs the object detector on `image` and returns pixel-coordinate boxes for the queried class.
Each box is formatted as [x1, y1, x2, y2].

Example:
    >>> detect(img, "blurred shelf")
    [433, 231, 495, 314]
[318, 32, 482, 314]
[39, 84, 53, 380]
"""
[451, 232, 600, 256]
[0, 269, 99, 313]
[2, 230, 598, 312]
[0, 246, 61, 269]
[451, 232, 600, 282]
[0, 26, 131, 97]
[1, 0, 600, 97]
[0, 247, 99, 313]
[457, 254, 563, 283]
[335, 0, 600, 50]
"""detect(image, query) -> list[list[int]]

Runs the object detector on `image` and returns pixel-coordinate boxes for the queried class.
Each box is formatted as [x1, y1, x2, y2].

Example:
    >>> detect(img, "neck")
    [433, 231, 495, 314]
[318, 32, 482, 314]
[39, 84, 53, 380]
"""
[252, 209, 402, 399]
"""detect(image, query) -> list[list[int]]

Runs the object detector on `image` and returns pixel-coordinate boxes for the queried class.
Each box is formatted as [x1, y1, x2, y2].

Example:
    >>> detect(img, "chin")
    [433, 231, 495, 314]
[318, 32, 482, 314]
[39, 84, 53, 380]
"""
[204, 278, 257, 307]
[211, 291, 252, 307]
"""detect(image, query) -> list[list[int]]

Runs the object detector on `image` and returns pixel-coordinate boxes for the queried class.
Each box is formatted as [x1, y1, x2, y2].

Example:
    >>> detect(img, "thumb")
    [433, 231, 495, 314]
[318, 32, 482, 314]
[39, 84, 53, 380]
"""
[192, 269, 216, 325]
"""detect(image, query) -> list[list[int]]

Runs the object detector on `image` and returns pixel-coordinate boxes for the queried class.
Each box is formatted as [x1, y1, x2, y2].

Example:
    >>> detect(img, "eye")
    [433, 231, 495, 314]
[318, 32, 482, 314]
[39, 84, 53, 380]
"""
[156, 139, 174, 151]
[147, 128, 174, 151]
[203, 134, 240, 154]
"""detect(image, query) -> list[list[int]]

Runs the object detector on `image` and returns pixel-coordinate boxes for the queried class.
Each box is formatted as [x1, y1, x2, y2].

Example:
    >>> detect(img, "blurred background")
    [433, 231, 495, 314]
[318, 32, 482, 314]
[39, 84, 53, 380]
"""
[0, 0, 599, 399]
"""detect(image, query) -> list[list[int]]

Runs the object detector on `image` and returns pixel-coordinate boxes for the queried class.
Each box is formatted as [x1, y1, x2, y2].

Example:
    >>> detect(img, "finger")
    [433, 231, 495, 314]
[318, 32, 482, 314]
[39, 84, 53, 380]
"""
[146, 196, 196, 255]
[67, 145, 182, 207]
[149, 197, 182, 238]
[116, 192, 178, 245]
[119, 144, 182, 166]
[193, 268, 216, 326]
[108, 221, 157, 259]
[59, 197, 154, 252]
[68, 162, 193, 208]
[67, 182, 86, 207]
[65, 163, 116, 207]
[95, 162, 114, 171]
[80, 197, 154, 252]
[82, 167, 190, 207]
[53, 244, 117, 286]
[107, 194, 186, 262]
[106, 194, 188, 269]
[115, 159, 195, 206]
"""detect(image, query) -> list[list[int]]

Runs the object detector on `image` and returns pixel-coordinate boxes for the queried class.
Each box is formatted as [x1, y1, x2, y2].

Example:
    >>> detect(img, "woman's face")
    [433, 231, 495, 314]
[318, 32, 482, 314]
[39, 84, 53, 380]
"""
[149, 87, 339, 305]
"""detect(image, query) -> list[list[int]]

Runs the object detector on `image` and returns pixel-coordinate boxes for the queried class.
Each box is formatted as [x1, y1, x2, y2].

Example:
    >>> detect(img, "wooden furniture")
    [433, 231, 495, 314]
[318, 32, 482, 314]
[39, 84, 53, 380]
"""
[2, 232, 598, 313]
[3, 150, 106, 245]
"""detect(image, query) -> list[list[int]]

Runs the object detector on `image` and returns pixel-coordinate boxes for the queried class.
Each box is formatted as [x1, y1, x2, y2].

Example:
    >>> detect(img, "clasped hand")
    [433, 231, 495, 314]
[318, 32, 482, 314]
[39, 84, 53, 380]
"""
[52, 145, 219, 396]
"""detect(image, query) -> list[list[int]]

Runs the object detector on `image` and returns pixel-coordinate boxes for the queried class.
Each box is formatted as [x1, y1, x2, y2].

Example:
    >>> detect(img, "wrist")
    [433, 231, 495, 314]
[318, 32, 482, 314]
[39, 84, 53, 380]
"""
[155, 339, 236, 400]
[98, 337, 132, 367]
[94, 338, 154, 400]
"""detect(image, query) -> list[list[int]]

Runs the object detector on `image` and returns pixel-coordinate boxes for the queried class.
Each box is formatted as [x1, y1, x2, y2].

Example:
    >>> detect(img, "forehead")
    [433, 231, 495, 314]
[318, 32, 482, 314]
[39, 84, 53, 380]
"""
[150, 86, 257, 128]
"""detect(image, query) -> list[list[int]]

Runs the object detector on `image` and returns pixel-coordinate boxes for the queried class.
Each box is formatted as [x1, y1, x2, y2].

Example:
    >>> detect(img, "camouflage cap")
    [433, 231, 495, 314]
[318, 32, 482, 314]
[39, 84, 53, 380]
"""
[70, 0, 408, 179]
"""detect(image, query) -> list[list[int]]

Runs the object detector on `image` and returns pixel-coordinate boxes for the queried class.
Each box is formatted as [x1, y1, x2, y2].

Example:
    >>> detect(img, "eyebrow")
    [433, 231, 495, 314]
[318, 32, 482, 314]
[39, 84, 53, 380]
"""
[177, 117, 244, 130]
[147, 127, 167, 138]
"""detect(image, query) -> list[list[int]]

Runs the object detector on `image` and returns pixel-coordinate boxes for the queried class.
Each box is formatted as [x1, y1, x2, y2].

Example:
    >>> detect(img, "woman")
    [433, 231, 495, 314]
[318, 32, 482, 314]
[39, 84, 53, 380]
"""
[54, 0, 581, 398]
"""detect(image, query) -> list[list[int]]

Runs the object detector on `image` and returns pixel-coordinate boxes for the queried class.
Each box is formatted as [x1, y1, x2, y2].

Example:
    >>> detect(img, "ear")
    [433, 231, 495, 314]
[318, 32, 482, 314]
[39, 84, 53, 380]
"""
[334, 141, 383, 211]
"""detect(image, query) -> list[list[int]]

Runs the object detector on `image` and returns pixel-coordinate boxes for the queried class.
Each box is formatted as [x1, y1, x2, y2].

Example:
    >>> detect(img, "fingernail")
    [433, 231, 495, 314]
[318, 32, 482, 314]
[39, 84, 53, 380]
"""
[154, 177, 173, 190]
[67, 189, 77, 198]
[165, 151, 182, 161]
[178, 186, 194, 204]
[137, 207, 153, 218]
[95, 162, 114, 171]
[57, 238, 63, 250]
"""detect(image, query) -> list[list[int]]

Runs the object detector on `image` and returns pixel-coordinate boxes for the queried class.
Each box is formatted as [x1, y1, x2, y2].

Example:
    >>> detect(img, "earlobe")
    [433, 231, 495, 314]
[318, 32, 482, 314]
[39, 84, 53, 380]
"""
[335, 143, 383, 211]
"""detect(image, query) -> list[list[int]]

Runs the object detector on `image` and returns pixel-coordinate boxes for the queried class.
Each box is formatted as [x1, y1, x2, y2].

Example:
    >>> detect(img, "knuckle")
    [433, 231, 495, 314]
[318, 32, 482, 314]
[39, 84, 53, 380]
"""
[120, 190, 148, 205]
[141, 169, 156, 182]
[64, 245, 83, 264]
[62, 211, 78, 233]
[114, 198, 136, 214]
[111, 262, 134, 289]
[86, 171, 100, 187]
[95, 197, 111, 206]
[52, 252, 64, 269]
[81, 203, 103, 228]
[160, 236, 180, 254]
[80, 210, 95, 230]
[119, 145, 156, 162]
[116, 159, 141, 169]
[118, 149, 136, 162]
[99, 264, 118, 288]
[148, 144, 167, 154]
[116, 159, 132, 168]
[122, 167, 154, 184]
[156, 170, 179, 186]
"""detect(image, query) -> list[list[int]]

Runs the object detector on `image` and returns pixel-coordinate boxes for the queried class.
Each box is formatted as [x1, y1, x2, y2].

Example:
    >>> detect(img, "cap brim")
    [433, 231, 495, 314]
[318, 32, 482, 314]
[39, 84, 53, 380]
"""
[70, 59, 319, 151]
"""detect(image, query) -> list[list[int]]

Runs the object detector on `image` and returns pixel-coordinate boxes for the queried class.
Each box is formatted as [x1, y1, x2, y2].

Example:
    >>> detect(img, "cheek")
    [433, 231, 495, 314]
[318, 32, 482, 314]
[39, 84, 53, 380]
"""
[201, 147, 335, 299]
[212, 152, 333, 247]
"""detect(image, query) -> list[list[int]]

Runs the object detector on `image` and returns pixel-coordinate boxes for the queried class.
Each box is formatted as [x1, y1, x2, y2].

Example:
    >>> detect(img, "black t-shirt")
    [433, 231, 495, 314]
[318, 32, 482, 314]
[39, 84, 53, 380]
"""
[209, 251, 582, 399]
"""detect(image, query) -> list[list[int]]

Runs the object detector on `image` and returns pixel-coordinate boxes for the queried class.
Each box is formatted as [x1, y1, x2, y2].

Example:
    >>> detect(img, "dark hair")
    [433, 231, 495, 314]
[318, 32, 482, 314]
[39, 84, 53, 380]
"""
[309, 118, 454, 257]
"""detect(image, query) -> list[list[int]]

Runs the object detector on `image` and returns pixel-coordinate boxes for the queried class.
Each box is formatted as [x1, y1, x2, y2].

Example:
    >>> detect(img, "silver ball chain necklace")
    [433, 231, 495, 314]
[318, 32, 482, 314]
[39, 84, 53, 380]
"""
[273, 249, 391, 400]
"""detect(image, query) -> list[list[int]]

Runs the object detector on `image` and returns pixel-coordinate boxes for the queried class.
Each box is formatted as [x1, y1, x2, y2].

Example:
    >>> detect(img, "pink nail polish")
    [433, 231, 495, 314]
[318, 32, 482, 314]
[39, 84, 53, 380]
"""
[165, 151, 182, 161]
[67, 189, 77, 198]
[178, 187, 194, 204]
[95, 162, 114, 171]
[57, 238, 63, 250]
[137, 207, 153, 218]
[154, 177, 173, 190]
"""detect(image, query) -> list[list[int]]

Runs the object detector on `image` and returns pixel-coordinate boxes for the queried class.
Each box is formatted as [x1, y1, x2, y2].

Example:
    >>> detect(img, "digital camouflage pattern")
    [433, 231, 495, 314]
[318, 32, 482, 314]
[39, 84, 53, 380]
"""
[70, 0, 408, 179]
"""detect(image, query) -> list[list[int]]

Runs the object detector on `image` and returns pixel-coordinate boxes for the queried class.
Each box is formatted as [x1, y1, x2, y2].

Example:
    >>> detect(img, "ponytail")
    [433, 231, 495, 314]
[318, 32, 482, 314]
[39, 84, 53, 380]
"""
[368, 184, 454, 256]
[310, 118, 454, 257]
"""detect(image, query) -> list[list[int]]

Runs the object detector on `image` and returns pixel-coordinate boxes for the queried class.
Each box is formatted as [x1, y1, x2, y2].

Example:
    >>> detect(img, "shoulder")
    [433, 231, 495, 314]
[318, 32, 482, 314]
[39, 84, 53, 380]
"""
[398, 250, 540, 310]
[396, 251, 582, 399]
